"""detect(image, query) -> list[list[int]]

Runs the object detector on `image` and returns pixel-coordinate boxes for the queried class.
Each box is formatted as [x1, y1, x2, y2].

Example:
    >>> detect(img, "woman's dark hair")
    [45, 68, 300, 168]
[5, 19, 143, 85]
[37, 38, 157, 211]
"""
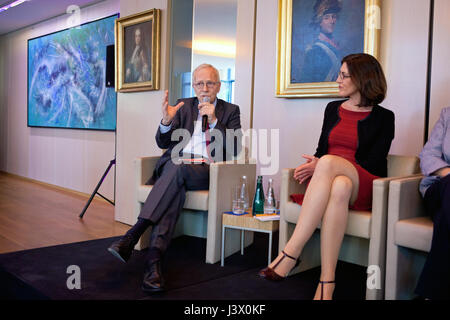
[342, 53, 387, 107]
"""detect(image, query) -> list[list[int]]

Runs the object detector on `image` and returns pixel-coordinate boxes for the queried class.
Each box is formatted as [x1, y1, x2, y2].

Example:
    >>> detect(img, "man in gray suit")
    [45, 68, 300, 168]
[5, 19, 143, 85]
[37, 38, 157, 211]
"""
[108, 64, 242, 293]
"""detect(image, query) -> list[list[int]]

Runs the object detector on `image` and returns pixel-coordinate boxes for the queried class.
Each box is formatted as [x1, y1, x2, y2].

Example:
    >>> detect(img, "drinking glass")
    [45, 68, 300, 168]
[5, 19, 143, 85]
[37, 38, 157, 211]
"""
[232, 185, 245, 214]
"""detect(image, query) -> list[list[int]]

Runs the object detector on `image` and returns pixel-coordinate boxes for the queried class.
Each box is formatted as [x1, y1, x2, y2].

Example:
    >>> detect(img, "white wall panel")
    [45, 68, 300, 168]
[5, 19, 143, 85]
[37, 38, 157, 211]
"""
[114, 0, 169, 224]
[0, 0, 119, 202]
[380, 0, 430, 156]
[429, 0, 450, 134]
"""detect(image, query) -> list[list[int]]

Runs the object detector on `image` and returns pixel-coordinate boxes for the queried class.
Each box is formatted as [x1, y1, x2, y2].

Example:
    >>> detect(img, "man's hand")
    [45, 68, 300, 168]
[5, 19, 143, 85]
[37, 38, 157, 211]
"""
[198, 99, 217, 124]
[162, 90, 184, 125]
[293, 154, 318, 184]
[434, 167, 450, 178]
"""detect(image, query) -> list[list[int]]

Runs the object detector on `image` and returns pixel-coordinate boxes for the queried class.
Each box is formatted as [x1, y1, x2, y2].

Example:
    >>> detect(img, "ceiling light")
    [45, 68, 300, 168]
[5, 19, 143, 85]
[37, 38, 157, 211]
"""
[193, 39, 236, 58]
[0, 0, 30, 14]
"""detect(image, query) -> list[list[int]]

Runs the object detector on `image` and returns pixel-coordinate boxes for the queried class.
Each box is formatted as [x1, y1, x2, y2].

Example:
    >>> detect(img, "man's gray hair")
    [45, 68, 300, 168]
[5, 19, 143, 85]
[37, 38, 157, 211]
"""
[192, 64, 221, 82]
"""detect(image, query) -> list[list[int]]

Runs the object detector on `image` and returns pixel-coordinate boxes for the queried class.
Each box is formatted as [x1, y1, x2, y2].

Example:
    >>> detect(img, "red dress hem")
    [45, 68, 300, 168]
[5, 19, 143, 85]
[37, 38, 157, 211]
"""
[290, 106, 379, 211]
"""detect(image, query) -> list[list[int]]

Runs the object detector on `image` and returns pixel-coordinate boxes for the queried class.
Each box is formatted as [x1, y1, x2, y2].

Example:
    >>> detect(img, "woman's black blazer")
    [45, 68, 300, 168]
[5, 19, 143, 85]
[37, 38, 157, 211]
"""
[314, 100, 395, 177]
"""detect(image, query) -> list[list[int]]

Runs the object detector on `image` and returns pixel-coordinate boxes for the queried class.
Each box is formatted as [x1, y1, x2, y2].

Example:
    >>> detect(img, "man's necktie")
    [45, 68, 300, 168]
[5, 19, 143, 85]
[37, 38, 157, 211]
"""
[205, 127, 213, 163]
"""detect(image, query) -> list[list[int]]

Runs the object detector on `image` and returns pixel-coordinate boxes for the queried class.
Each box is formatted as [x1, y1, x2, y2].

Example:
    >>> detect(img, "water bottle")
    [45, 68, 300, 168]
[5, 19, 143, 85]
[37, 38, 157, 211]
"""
[240, 175, 249, 210]
[252, 176, 265, 216]
[264, 178, 276, 214]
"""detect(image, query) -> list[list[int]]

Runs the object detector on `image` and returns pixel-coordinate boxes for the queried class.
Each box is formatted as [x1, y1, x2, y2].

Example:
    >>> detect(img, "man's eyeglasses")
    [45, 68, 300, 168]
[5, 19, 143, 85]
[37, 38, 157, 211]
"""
[193, 81, 219, 89]
[338, 72, 351, 80]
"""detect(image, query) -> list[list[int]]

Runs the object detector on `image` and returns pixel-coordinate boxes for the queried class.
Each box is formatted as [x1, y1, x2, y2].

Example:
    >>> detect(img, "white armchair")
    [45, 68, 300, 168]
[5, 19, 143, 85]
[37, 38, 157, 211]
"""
[279, 154, 420, 300]
[385, 175, 433, 300]
[134, 155, 257, 264]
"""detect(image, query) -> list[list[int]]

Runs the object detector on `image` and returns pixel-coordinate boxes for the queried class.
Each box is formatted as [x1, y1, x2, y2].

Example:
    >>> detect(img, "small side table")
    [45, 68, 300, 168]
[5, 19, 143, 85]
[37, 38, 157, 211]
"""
[221, 212, 279, 267]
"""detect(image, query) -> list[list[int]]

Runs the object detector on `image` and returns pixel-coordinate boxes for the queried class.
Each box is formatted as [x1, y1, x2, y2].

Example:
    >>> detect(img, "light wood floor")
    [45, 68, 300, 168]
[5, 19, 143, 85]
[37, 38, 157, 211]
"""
[0, 172, 130, 254]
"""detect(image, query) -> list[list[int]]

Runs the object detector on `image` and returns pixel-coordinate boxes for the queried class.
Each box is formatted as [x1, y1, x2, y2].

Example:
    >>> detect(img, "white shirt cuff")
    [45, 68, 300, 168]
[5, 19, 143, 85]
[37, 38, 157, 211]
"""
[159, 122, 172, 134]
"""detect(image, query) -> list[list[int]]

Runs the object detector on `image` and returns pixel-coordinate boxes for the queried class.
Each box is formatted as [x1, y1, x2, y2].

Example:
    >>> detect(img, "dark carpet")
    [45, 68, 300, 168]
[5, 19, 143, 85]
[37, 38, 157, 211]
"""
[0, 232, 366, 300]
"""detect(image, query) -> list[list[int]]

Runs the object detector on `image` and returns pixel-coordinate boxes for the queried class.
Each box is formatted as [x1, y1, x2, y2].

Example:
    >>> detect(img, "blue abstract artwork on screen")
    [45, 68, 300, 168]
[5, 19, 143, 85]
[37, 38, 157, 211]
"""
[28, 15, 117, 131]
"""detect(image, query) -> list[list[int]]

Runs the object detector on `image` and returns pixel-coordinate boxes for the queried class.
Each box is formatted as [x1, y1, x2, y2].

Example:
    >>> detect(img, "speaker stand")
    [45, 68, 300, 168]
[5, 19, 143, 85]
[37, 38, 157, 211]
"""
[79, 158, 115, 219]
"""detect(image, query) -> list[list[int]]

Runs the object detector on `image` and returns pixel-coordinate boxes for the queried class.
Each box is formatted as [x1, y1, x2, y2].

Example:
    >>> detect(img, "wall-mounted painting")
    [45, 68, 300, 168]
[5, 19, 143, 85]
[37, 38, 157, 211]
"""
[276, 0, 381, 98]
[27, 14, 118, 131]
[115, 9, 161, 92]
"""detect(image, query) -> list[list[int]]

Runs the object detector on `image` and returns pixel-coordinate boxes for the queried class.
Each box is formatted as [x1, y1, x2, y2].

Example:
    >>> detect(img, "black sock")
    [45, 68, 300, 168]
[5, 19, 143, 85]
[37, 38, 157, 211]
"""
[147, 247, 162, 264]
[125, 218, 152, 243]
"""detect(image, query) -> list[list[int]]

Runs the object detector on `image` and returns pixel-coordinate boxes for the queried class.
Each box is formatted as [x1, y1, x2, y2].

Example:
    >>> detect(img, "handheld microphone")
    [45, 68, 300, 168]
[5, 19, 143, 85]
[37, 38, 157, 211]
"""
[201, 96, 210, 132]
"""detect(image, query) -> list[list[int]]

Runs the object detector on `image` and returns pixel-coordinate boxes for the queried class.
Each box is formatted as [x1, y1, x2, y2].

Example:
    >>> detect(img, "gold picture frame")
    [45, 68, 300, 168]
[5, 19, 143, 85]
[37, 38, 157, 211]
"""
[115, 9, 161, 92]
[276, 0, 381, 98]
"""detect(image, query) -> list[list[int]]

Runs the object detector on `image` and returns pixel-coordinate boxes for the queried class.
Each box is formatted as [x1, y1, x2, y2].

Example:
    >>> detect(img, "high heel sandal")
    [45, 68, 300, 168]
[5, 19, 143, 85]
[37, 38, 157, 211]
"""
[318, 280, 335, 300]
[258, 250, 300, 281]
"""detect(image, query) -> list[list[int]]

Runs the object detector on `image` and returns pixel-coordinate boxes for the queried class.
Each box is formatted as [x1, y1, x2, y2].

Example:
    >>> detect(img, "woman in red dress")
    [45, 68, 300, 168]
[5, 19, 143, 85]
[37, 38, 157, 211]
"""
[259, 53, 395, 300]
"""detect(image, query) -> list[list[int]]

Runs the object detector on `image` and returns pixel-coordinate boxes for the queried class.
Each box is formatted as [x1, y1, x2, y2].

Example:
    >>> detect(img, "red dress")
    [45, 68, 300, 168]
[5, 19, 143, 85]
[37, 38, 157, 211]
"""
[291, 106, 380, 211]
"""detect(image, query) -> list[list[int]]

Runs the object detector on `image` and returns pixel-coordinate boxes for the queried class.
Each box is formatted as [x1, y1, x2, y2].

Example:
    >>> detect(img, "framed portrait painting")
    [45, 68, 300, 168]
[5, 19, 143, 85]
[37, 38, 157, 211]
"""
[27, 14, 118, 130]
[276, 0, 381, 98]
[115, 9, 161, 92]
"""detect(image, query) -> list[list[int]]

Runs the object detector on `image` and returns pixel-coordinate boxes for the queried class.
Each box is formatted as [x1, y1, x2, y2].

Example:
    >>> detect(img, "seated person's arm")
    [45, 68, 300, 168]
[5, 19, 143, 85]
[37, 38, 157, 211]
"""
[156, 90, 184, 149]
[433, 167, 450, 178]
[420, 108, 450, 177]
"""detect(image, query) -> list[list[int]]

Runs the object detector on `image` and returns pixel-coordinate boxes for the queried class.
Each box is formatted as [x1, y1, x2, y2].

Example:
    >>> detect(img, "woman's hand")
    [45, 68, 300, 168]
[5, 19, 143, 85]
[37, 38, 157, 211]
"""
[293, 154, 318, 184]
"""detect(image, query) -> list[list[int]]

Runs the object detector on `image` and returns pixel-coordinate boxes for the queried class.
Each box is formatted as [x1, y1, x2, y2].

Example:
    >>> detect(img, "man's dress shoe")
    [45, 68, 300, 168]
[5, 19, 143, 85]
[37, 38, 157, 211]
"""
[107, 235, 135, 263]
[142, 260, 165, 293]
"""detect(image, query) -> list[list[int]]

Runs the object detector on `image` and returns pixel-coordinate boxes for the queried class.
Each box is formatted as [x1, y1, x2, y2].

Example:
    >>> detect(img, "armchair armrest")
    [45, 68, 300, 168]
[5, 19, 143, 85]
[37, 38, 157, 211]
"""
[208, 160, 257, 207]
[388, 175, 426, 223]
[205, 160, 257, 264]
[385, 174, 427, 300]
[367, 176, 410, 279]
[370, 177, 404, 237]
[370, 175, 423, 241]
[134, 156, 160, 187]
[280, 168, 306, 204]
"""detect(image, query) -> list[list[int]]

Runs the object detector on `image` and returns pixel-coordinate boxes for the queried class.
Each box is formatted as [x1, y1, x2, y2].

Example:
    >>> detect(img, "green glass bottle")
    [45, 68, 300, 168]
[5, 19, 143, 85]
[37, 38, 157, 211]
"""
[252, 176, 265, 216]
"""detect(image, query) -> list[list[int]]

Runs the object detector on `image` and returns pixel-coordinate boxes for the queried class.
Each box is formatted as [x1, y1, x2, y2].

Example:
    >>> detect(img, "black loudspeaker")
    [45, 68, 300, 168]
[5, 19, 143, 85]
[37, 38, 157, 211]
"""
[105, 44, 115, 88]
